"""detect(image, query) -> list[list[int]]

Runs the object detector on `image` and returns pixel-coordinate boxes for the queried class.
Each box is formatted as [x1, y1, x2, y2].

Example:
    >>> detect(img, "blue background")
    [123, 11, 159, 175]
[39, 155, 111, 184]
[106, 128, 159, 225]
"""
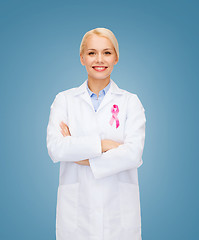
[1, 0, 198, 239]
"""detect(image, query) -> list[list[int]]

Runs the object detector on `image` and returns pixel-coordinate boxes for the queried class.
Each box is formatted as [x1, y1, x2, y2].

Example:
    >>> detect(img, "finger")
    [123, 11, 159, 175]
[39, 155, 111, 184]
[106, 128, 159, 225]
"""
[77, 161, 84, 165]
[60, 121, 65, 126]
[60, 124, 69, 134]
[64, 126, 71, 136]
[59, 122, 64, 130]
[59, 122, 65, 130]
[60, 122, 70, 134]
[64, 128, 70, 136]
[62, 129, 68, 137]
[60, 121, 68, 129]
[61, 129, 67, 137]
[60, 124, 67, 132]
[63, 122, 68, 128]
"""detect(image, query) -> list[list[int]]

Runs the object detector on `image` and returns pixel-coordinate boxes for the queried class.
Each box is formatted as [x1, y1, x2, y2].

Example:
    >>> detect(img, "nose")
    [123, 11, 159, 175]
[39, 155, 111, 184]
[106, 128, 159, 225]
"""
[96, 53, 103, 63]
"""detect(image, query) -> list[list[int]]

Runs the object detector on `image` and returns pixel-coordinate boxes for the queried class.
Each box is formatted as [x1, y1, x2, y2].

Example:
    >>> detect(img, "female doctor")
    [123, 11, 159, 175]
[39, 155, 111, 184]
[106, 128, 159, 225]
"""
[47, 27, 146, 240]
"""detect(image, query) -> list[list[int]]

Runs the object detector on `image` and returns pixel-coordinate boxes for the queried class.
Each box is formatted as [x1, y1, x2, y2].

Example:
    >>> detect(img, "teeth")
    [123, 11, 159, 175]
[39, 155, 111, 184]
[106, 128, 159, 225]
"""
[94, 67, 106, 70]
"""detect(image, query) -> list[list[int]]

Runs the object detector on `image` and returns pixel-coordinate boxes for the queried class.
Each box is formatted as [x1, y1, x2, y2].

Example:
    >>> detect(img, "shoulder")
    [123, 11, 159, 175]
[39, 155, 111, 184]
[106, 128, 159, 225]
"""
[50, 87, 78, 108]
[56, 87, 78, 98]
[111, 80, 145, 111]
[119, 87, 145, 111]
[54, 86, 79, 100]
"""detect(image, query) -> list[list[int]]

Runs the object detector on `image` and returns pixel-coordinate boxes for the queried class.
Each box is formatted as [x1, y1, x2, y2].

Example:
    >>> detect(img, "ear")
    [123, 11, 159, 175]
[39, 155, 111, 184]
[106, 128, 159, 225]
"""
[114, 55, 119, 65]
[80, 54, 85, 66]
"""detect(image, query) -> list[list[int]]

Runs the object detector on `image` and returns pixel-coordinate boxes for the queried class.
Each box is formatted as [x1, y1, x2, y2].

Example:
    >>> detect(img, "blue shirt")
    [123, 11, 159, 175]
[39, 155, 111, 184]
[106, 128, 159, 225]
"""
[86, 80, 111, 112]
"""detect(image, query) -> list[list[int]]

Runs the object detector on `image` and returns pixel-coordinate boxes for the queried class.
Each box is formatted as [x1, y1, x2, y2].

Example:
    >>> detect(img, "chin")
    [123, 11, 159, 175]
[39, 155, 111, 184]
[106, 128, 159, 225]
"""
[89, 75, 110, 81]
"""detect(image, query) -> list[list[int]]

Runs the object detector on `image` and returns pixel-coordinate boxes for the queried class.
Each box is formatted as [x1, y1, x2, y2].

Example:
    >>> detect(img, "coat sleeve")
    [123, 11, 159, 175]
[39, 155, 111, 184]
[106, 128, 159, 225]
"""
[89, 94, 146, 179]
[46, 92, 102, 163]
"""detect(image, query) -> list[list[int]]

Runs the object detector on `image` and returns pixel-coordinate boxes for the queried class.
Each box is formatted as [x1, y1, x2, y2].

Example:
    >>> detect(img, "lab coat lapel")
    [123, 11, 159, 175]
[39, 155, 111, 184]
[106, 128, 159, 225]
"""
[73, 79, 124, 112]
[73, 80, 94, 111]
[97, 79, 124, 112]
[81, 91, 95, 111]
[96, 88, 114, 112]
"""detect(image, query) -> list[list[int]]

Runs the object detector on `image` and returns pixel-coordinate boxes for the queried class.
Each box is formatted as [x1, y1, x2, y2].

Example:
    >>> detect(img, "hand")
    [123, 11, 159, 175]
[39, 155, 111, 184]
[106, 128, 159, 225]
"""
[101, 139, 122, 152]
[59, 121, 89, 166]
[74, 159, 90, 166]
[59, 121, 71, 136]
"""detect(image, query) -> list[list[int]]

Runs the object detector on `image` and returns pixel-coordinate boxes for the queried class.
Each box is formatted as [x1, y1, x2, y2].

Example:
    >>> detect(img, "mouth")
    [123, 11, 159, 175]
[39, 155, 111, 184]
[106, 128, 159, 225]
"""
[92, 66, 108, 72]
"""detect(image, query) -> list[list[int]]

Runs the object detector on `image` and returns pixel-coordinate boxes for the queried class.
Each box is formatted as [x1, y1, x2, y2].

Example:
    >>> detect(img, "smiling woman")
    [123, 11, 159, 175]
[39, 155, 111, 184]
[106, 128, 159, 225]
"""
[47, 27, 146, 240]
[80, 33, 119, 89]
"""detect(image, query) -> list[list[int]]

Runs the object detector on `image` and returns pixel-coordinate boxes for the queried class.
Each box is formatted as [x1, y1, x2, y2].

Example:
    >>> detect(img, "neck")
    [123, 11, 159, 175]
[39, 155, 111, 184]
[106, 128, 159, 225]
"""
[87, 76, 110, 97]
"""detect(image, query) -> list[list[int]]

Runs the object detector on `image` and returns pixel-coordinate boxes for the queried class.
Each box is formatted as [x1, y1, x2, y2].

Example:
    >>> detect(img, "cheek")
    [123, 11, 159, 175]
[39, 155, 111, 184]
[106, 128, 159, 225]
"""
[85, 58, 94, 67]
[108, 57, 117, 66]
[108, 62, 116, 69]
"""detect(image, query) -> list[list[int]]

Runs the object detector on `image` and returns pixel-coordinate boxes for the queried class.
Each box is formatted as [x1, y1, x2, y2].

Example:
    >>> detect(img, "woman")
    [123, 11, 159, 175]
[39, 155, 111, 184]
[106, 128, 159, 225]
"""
[47, 27, 146, 240]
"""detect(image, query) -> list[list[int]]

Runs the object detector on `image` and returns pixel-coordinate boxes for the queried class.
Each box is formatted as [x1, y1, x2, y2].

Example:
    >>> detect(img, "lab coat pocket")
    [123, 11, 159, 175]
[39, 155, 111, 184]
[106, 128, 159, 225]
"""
[56, 182, 79, 235]
[119, 182, 141, 229]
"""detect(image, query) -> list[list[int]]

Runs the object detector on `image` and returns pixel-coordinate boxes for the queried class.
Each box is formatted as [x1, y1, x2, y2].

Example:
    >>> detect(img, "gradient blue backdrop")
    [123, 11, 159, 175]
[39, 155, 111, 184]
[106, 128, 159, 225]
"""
[1, 0, 198, 239]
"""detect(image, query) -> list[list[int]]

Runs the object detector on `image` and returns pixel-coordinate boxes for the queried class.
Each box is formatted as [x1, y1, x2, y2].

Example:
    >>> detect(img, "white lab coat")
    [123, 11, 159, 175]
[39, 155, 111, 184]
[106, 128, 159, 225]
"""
[46, 79, 146, 240]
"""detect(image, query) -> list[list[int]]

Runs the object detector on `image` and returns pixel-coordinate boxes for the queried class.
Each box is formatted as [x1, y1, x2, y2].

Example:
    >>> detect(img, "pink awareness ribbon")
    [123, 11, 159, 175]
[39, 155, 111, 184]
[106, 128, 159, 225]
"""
[109, 104, 120, 128]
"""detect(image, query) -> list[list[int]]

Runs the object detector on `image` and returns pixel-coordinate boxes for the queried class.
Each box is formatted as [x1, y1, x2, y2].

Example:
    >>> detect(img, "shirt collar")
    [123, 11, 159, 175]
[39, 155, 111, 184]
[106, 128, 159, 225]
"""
[86, 80, 111, 97]
[73, 78, 124, 97]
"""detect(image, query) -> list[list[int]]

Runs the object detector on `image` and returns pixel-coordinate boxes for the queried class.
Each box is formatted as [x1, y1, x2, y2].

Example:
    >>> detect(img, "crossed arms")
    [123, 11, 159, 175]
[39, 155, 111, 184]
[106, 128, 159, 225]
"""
[47, 92, 146, 179]
[59, 121, 122, 166]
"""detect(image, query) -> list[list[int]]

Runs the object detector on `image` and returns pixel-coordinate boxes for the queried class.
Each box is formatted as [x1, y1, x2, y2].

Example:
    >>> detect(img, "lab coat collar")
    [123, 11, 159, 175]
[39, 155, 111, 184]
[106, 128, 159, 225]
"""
[73, 79, 124, 96]
[73, 79, 124, 112]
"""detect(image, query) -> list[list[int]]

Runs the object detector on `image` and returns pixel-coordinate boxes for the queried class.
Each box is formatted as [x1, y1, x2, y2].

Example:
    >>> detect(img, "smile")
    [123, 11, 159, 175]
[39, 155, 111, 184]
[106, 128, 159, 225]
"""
[92, 66, 108, 72]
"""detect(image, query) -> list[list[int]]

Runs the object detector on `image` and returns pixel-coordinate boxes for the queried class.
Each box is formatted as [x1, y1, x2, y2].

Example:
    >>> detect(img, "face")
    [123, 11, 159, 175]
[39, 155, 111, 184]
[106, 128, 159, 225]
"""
[80, 34, 118, 82]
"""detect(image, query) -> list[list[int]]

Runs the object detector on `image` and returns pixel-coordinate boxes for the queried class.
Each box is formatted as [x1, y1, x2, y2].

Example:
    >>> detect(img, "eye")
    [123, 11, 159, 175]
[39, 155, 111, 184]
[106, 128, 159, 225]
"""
[105, 51, 111, 55]
[88, 52, 95, 55]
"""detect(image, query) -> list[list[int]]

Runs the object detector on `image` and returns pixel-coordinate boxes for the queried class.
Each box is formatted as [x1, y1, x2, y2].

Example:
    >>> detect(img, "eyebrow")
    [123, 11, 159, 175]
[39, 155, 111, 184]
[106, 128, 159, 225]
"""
[87, 48, 113, 51]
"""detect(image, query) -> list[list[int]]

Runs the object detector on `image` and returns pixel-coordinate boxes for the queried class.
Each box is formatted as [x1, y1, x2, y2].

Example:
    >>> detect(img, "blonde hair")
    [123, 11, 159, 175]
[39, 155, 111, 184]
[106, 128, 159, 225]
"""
[80, 27, 119, 61]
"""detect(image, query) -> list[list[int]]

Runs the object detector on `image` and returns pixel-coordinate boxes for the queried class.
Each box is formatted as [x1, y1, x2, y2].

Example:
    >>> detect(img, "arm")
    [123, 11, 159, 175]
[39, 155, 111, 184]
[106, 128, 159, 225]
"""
[46, 92, 102, 163]
[59, 121, 122, 166]
[88, 94, 146, 179]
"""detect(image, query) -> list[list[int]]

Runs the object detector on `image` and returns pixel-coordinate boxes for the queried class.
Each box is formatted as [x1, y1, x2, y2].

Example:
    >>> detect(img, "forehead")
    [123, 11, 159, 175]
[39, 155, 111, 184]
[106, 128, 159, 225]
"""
[85, 35, 114, 50]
